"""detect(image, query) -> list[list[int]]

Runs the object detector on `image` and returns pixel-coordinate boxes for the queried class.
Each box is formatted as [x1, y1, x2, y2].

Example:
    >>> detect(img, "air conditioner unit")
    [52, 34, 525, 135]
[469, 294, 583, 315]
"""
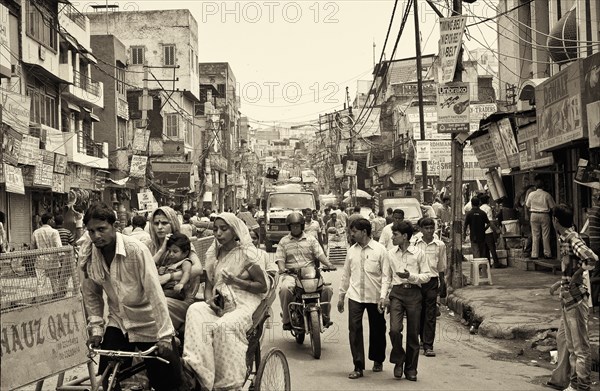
[11, 64, 22, 77]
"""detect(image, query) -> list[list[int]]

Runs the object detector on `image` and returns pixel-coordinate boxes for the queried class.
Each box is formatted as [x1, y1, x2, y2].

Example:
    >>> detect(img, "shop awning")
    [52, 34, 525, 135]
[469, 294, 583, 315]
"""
[66, 102, 80, 112]
[90, 113, 100, 122]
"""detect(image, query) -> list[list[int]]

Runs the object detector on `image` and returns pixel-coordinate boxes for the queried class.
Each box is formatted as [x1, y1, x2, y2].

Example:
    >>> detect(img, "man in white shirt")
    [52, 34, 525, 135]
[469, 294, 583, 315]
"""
[414, 218, 447, 357]
[379, 221, 431, 381]
[525, 176, 556, 259]
[338, 218, 387, 379]
[303, 208, 323, 245]
[379, 209, 405, 250]
[31, 213, 63, 295]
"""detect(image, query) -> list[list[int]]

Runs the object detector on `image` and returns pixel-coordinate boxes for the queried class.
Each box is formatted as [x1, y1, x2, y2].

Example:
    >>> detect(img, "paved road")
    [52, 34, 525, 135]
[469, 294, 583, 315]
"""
[35, 252, 553, 391]
[259, 252, 552, 391]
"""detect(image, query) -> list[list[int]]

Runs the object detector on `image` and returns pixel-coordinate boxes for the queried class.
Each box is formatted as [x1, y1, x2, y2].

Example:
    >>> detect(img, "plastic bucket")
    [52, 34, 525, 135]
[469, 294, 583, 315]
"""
[502, 220, 520, 234]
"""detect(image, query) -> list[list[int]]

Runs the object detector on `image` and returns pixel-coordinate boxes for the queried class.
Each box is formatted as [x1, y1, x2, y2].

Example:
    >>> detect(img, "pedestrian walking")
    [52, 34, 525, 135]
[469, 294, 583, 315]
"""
[379, 221, 432, 381]
[526, 175, 556, 259]
[379, 209, 405, 250]
[31, 213, 63, 296]
[371, 210, 387, 241]
[480, 194, 505, 268]
[338, 218, 387, 379]
[414, 218, 446, 357]
[463, 197, 490, 259]
[549, 204, 597, 391]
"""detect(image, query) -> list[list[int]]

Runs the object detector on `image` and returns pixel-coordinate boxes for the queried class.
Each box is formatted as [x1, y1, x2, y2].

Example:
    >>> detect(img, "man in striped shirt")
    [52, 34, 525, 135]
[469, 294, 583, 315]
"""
[552, 204, 597, 391]
[53, 215, 76, 298]
[338, 218, 387, 379]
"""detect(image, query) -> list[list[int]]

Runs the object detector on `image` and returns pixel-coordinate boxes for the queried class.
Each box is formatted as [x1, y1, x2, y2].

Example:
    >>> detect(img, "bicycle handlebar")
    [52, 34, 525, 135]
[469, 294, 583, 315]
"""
[88, 345, 170, 364]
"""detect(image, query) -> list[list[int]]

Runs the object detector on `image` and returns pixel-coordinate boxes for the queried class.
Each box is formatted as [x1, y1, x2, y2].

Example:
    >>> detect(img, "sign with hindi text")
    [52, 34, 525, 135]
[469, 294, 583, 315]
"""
[3, 163, 24, 194]
[439, 16, 467, 84]
[129, 155, 147, 178]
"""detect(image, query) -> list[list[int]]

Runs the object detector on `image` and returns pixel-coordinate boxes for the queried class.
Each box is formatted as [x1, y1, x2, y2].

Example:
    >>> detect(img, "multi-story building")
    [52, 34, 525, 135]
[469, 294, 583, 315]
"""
[1, 0, 107, 245]
[86, 8, 200, 210]
[489, 0, 600, 230]
[198, 62, 239, 210]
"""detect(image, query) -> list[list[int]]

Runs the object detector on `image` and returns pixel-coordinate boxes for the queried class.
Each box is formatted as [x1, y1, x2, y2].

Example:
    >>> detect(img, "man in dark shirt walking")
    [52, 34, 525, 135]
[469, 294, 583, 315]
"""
[463, 197, 490, 259]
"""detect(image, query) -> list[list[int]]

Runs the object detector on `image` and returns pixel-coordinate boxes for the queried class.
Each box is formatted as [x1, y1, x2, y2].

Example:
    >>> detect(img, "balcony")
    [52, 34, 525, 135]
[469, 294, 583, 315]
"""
[63, 132, 108, 169]
[58, 3, 91, 51]
[60, 64, 104, 109]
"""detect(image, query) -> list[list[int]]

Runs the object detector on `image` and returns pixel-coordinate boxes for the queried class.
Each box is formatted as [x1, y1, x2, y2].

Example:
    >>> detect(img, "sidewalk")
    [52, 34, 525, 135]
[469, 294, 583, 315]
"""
[446, 263, 599, 367]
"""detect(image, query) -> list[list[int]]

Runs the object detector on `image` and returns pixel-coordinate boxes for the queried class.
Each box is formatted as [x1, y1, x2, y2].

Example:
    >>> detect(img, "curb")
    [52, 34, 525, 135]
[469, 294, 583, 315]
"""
[446, 292, 600, 369]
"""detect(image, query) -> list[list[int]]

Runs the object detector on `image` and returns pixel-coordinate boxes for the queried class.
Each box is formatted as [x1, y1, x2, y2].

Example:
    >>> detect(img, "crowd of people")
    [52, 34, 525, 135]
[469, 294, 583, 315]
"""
[2, 188, 598, 391]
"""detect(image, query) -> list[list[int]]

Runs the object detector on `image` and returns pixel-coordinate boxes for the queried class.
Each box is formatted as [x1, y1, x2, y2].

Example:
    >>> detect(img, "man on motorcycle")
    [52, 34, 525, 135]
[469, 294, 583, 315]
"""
[276, 211, 336, 331]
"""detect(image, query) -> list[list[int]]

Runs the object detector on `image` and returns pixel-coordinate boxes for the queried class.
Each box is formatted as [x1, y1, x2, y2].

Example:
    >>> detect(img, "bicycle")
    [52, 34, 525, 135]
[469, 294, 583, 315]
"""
[87, 345, 167, 391]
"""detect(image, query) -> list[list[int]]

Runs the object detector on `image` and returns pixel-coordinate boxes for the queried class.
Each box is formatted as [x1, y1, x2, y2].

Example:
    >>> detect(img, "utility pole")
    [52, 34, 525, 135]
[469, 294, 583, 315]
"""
[414, 0, 428, 193]
[450, 0, 465, 289]
[346, 86, 356, 208]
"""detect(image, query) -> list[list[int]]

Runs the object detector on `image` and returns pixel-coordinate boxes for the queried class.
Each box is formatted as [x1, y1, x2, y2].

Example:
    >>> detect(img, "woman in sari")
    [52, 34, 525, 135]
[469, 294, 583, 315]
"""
[183, 213, 267, 390]
[148, 206, 203, 329]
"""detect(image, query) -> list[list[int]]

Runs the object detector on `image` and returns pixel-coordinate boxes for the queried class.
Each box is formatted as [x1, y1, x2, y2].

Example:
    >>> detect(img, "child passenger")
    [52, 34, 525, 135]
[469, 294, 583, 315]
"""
[157, 233, 193, 300]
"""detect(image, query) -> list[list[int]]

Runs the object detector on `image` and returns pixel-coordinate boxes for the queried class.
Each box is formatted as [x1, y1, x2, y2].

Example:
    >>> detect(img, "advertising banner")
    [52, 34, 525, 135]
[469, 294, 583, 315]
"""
[536, 60, 584, 151]
[439, 16, 467, 83]
[583, 52, 600, 148]
[0, 5, 10, 78]
[470, 103, 497, 132]
[470, 132, 499, 169]
[437, 83, 470, 133]
[44, 128, 67, 156]
[334, 164, 344, 178]
[0, 88, 31, 134]
[438, 146, 486, 181]
[494, 118, 520, 168]
[129, 155, 147, 178]
[4, 163, 25, 194]
[54, 153, 67, 174]
[132, 128, 150, 152]
[416, 141, 430, 161]
[517, 122, 554, 169]
[33, 164, 54, 188]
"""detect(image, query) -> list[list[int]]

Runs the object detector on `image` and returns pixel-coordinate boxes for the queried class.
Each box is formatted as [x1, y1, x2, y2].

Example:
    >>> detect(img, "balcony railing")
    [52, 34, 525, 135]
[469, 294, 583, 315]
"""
[85, 139, 104, 158]
[60, 3, 87, 30]
[73, 69, 100, 96]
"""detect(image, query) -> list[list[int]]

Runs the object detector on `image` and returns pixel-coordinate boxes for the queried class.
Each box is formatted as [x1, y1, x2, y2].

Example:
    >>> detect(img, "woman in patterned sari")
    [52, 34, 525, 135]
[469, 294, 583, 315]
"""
[183, 213, 267, 390]
[148, 206, 203, 329]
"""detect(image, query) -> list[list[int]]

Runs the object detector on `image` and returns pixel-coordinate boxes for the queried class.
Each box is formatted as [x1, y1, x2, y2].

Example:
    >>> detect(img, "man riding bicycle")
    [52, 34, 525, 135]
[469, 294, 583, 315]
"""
[80, 203, 182, 391]
[276, 212, 336, 331]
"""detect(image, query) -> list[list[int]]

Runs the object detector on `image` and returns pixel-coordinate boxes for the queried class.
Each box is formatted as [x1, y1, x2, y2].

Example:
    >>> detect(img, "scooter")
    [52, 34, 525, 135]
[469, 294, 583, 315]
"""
[287, 263, 333, 359]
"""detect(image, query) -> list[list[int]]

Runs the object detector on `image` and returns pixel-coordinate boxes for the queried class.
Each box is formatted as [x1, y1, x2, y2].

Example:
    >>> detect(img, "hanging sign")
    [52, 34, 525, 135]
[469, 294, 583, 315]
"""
[4, 163, 25, 194]
[52, 173, 66, 193]
[18, 135, 41, 166]
[1, 126, 22, 165]
[439, 15, 467, 84]
[345, 160, 357, 176]
[132, 128, 150, 153]
[470, 132, 499, 169]
[416, 141, 430, 161]
[0, 88, 31, 134]
[437, 83, 470, 133]
[33, 164, 54, 187]
[54, 153, 68, 174]
[129, 155, 147, 178]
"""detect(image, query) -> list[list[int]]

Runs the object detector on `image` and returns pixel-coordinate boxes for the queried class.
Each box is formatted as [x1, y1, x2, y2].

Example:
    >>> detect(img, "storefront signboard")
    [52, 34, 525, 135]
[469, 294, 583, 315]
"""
[439, 15, 467, 84]
[412, 123, 452, 140]
[470, 103, 497, 132]
[18, 135, 41, 166]
[536, 60, 584, 151]
[470, 132, 499, 169]
[2, 126, 22, 165]
[583, 52, 600, 148]
[33, 164, 53, 187]
[437, 83, 470, 133]
[4, 163, 25, 194]
[489, 118, 520, 169]
[438, 146, 486, 181]
[415, 160, 440, 176]
[22, 166, 34, 187]
[52, 173, 66, 193]
[517, 122, 554, 169]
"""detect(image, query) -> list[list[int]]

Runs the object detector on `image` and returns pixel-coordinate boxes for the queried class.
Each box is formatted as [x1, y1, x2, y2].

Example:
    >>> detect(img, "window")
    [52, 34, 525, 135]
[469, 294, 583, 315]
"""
[116, 65, 125, 95]
[26, 1, 57, 51]
[163, 44, 176, 66]
[165, 113, 179, 138]
[27, 82, 58, 129]
[117, 119, 127, 148]
[131, 46, 144, 65]
[217, 84, 226, 97]
[185, 119, 192, 145]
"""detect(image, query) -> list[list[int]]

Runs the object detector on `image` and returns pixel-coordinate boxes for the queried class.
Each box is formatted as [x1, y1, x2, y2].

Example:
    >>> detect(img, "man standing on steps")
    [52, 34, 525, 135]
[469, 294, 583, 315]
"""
[379, 221, 431, 382]
[338, 218, 388, 380]
[526, 175, 556, 260]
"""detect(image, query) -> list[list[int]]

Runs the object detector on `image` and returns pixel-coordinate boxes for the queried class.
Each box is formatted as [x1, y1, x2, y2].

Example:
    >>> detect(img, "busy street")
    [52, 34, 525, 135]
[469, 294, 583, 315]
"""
[1, 0, 600, 390]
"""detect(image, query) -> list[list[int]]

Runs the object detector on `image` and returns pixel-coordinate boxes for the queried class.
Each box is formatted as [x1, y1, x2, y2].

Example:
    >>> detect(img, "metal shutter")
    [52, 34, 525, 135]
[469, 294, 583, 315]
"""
[8, 192, 32, 246]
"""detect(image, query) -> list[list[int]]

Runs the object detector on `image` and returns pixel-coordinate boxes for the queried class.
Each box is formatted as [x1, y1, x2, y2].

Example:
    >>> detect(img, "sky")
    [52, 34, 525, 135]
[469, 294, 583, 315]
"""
[76, 0, 499, 127]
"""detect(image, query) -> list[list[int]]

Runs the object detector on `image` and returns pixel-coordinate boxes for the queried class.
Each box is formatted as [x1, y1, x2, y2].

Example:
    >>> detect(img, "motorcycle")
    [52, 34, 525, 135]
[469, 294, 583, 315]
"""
[287, 263, 333, 359]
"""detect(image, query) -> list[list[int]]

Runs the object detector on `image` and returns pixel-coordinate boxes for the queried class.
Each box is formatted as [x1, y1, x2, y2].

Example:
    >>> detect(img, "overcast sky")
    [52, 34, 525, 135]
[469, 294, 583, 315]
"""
[76, 0, 498, 126]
